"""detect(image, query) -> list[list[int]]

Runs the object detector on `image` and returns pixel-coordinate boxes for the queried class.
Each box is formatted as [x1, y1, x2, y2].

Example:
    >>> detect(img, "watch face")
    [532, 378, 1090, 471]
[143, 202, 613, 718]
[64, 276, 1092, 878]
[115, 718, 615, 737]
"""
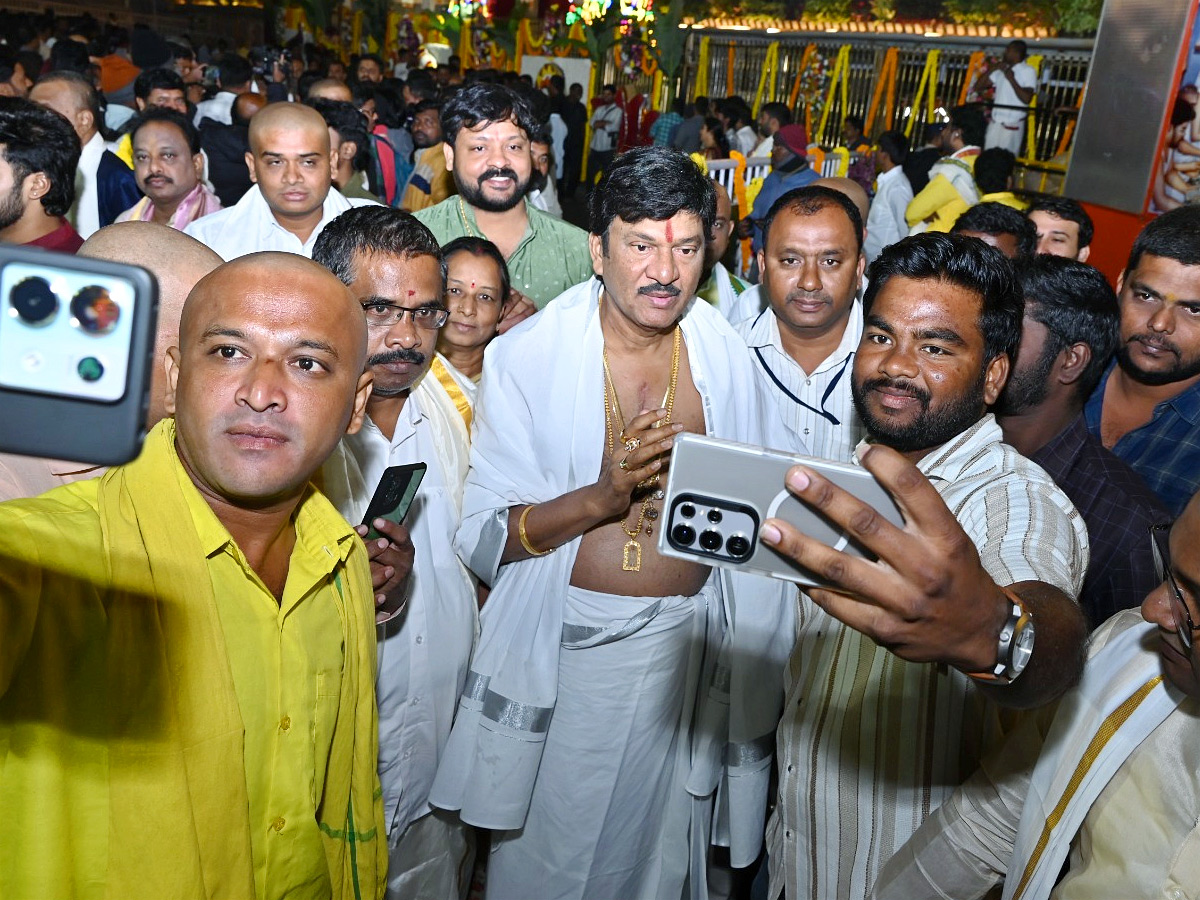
[1011, 620, 1036, 675]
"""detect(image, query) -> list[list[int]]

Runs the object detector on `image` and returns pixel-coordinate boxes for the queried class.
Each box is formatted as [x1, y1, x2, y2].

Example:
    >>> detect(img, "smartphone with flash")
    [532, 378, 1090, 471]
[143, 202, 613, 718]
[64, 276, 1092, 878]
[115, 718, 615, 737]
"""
[658, 432, 905, 588]
[362, 463, 426, 541]
[0, 245, 158, 465]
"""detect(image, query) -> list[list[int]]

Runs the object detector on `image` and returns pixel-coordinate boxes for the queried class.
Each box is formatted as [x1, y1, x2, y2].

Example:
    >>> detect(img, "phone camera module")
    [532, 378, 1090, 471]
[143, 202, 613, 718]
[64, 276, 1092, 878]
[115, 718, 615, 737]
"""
[706, 509, 723, 524]
[726, 535, 751, 559]
[71, 285, 121, 336]
[9, 276, 59, 326]
[671, 523, 697, 546]
[679, 503, 696, 519]
[699, 530, 723, 552]
[77, 357, 105, 383]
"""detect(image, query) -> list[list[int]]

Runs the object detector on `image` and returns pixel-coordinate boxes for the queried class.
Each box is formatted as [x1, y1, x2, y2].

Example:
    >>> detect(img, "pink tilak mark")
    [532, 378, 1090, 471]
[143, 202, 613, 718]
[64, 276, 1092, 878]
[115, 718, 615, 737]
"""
[664, 220, 674, 242]
[406, 290, 415, 296]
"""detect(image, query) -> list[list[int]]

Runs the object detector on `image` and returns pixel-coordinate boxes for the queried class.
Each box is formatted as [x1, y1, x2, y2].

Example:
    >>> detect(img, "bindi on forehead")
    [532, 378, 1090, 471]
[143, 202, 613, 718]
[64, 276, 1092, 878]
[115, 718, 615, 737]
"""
[407, 290, 415, 296]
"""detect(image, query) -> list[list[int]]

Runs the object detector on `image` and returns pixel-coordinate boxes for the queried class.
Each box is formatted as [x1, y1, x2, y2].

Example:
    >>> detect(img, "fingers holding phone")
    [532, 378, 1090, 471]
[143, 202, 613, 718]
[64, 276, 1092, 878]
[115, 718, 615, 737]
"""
[356, 518, 415, 623]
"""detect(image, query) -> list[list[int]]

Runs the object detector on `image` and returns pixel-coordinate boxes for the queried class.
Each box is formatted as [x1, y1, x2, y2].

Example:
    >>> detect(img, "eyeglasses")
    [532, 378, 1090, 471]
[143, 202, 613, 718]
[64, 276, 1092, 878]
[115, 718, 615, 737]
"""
[1150, 523, 1195, 654]
[362, 302, 450, 330]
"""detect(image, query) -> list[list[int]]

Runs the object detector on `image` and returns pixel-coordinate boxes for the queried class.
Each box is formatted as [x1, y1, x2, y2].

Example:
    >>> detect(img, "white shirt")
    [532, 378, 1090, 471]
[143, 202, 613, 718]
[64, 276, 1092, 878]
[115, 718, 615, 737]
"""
[735, 124, 758, 157]
[737, 302, 865, 461]
[767, 415, 1089, 900]
[184, 184, 375, 260]
[751, 134, 774, 158]
[325, 395, 477, 837]
[193, 90, 237, 127]
[589, 104, 622, 152]
[549, 112, 568, 180]
[989, 62, 1037, 126]
[528, 178, 562, 219]
[727, 283, 768, 327]
[72, 132, 108, 240]
[863, 165, 914, 263]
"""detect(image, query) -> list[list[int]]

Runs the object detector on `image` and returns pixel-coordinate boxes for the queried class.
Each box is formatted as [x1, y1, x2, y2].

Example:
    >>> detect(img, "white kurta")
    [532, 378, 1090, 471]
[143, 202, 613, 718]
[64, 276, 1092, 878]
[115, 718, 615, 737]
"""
[429, 278, 794, 899]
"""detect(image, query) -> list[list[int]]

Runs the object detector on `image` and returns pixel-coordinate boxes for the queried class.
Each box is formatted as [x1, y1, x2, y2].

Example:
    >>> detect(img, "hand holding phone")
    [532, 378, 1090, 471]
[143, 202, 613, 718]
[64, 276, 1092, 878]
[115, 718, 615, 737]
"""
[362, 463, 426, 540]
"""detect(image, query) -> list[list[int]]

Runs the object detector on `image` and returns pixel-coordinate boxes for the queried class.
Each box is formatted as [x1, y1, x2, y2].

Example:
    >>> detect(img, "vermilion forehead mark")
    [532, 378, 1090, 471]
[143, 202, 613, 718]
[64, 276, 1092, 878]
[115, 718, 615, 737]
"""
[665, 220, 674, 242]
[407, 290, 415, 296]
[470, 280, 476, 288]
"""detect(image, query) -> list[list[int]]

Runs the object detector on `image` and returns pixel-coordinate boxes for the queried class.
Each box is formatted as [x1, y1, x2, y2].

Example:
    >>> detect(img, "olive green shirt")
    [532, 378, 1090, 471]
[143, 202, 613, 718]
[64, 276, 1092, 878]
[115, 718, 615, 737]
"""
[415, 196, 594, 308]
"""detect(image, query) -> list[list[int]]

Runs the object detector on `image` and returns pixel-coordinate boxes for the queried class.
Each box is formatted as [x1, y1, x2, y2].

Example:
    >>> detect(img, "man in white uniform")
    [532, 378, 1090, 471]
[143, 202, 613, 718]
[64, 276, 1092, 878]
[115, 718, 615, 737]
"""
[739, 185, 866, 461]
[429, 147, 792, 900]
[977, 40, 1037, 155]
[314, 207, 477, 900]
[186, 103, 375, 259]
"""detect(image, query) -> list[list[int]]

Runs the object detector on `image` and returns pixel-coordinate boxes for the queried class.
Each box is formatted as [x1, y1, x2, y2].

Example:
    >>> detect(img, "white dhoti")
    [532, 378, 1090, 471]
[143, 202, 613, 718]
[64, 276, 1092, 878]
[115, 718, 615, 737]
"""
[985, 119, 1025, 155]
[487, 582, 721, 900]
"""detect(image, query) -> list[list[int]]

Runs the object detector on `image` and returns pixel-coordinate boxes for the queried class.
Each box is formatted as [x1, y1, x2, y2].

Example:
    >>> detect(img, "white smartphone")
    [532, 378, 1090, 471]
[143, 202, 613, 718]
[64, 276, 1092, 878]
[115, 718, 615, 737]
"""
[657, 432, 906, 587]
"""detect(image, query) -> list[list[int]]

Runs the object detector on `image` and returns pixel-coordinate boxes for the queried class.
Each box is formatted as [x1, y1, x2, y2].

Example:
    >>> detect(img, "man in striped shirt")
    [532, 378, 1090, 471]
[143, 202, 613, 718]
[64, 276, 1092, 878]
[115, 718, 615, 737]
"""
[757, 233, 1090, 900]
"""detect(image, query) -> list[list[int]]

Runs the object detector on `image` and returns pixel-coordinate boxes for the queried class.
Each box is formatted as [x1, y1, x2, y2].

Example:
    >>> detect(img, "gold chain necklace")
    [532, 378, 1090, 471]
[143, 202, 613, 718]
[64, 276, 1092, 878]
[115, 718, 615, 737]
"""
[602, 323, 681, 572]
[457, 196, 478, 238]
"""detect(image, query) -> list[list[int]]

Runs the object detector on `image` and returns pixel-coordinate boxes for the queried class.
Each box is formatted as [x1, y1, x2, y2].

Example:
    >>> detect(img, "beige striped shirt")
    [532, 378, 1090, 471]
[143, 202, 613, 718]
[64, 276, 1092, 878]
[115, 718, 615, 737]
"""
[766, 415, 1089, 900]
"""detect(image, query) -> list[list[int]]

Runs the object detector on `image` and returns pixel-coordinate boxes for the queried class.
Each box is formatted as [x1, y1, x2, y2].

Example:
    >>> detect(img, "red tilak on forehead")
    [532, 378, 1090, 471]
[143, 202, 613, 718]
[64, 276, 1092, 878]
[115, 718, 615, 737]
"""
[665, 220, 674, 242]
[470, 281, 476, 288]
[407, 290, 415, 296]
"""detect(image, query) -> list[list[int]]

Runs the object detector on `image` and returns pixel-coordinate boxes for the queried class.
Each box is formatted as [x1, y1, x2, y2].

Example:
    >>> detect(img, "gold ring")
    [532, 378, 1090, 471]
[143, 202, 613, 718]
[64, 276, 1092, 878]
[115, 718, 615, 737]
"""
[619, 457, 630, 471]
[624, 437, 641, 452]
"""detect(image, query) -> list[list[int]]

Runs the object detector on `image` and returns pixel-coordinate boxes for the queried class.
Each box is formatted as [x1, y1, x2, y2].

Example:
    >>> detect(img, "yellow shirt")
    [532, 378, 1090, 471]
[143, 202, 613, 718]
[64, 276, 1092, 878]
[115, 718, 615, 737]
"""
[0, 419, 385, 900]
[179, 457, 355, 900]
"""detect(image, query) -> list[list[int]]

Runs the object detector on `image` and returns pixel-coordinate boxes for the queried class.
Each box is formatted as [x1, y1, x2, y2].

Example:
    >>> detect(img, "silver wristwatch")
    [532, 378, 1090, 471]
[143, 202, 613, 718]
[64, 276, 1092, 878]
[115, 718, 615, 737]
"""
[969, 590, 1035, 685]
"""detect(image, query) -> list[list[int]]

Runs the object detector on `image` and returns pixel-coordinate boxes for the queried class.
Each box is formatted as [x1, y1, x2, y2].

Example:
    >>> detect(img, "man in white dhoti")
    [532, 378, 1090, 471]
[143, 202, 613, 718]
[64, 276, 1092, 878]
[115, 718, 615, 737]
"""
[428, 147, 792, 900]
[871, 494, 1199, 900]
[313, 206, 479, 900]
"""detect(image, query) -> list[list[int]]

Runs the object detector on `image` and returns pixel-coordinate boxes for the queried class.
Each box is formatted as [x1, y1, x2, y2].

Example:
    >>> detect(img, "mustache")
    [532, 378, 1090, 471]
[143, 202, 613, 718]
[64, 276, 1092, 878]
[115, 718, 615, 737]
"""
[1129, 333, 1180, 357]
[367, 348, 427, 366]
[860, 376, 931, 406]
[478, 167, 519, 186]
[637, 282, 681, 297]
[786, 290, 832, 304]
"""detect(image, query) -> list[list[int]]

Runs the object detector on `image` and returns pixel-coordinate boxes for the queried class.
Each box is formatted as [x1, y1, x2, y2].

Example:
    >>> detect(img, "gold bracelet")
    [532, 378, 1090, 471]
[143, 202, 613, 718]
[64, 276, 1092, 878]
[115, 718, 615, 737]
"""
[518, 504, 551, 557]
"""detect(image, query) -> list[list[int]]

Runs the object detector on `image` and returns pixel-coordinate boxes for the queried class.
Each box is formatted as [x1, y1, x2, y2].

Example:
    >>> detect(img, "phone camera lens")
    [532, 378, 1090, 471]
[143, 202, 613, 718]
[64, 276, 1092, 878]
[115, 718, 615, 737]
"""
[71, 285, 120, 336]
[699, 530, 722, 552]
[726, 535, 751, 559]
[9, 276, 59, 326]
[679, 503, 696, 519]
[671, 523, 696, 546]
[77, 357, 105, 382]
[707, 509, 723, 524]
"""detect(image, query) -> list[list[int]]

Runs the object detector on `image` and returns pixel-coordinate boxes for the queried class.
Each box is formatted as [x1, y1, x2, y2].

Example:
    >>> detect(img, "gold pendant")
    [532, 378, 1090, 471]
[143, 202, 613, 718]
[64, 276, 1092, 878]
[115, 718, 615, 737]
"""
[622, 538, 642, 572]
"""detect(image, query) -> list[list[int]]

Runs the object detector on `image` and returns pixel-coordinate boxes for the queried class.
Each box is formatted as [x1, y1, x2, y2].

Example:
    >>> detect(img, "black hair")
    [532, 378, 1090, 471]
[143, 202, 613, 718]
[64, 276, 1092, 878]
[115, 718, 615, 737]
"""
[843, 114, 864, 132]
[1027, 196, 1094, 249]
[759, 101, 792, 126]
[762, 184, 865, 254]
[133, 66, 184, 102]
[413, 97, 441, 116]
[1017, 255, 1119, 399]
[717, 97, 751, 128]
[0, 45, 21, 84]
[530, 123, 553, 146]
[1008, 40, 1028, 59]
[877, 129, 908, 165]
[701, 116, 730, 158]
[1126, 204, 1200, 272]
[442, 236, 511, 302]
[864, 232, 1023, 362]
[16, 49, 41, 87]
[0, 95, 81, 216]
[313, 205, 446, 289]
[405, 69, 438, 103]
[948, 104, 987, 148]
[549, 74, 565, 93]
[602, 83, 616, 94]
[1171, 95, 1193, 128]
[589, 146, 716, 249]
[49, 39, 91, 74]
[951, 202, 1038, 260]
[129, 106, 201, 154]
[308, 98, 370, 173]
[694, 96, 709, 116]
[356, 53, 385, 75]
[973, 147, 1015, 194]
[440, 82, 538, 147]
[214, 52, 252, 90]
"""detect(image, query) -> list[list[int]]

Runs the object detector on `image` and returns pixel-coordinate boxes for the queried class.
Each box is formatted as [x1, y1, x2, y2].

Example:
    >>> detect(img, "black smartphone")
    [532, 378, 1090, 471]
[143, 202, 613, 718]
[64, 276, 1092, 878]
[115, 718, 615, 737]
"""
[0, 245, 159, 465]
[362, 463, 426, 541]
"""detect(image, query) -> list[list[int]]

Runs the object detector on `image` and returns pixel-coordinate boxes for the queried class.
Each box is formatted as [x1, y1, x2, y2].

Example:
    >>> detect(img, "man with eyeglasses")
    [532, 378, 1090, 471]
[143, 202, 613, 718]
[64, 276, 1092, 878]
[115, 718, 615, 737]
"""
[314, 206, 478, 900]
[872, 496, 1200, 900]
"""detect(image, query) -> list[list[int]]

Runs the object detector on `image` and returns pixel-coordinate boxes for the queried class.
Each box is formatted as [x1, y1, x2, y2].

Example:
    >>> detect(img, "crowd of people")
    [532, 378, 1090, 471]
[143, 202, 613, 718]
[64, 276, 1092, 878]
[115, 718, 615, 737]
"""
[3, 13, 1200, 900]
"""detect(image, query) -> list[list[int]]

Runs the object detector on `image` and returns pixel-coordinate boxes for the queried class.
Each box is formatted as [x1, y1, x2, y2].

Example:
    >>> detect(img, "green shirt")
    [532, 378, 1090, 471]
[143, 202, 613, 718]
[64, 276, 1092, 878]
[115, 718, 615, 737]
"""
[415, 196, 594, 308]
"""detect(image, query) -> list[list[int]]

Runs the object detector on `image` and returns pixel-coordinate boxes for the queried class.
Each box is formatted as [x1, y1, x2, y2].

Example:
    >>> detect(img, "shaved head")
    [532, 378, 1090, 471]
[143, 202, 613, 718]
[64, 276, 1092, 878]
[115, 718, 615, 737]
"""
[80, 222, 222, 425]
[249, 102, 331, 154]
[167, 251, 372, 507]
[233, 91, 267, 126]
[306, 79, 353, 103]
[815, 176, 870, 224]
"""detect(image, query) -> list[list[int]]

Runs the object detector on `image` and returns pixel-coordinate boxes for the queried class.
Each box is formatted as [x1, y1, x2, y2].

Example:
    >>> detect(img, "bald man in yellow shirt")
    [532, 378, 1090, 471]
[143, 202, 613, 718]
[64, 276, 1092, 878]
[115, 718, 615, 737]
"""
[0, 252, 393, 900]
